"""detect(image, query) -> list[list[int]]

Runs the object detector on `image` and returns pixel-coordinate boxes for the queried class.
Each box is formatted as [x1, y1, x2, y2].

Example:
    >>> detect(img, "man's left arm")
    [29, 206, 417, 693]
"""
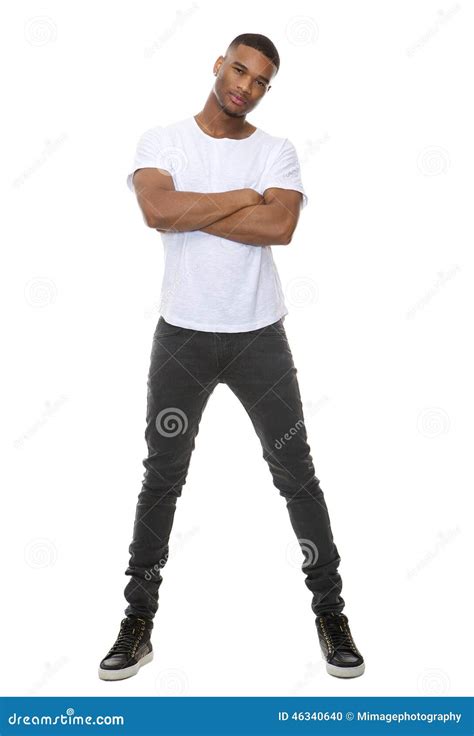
[198, 187, 302, 246]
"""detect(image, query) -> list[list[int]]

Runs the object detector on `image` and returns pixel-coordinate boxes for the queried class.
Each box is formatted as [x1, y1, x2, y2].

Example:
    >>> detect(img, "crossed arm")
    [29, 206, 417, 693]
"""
[131, 167, 302, 246]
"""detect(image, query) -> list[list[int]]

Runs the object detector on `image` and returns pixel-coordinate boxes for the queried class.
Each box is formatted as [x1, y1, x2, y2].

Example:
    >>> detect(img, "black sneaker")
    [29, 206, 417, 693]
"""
[316, 611, 365, 678]
[98, 615, 154, 681]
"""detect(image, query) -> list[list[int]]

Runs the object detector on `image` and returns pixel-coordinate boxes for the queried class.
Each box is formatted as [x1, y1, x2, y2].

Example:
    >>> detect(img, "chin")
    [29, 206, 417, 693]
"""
[222, 104, 246, 118]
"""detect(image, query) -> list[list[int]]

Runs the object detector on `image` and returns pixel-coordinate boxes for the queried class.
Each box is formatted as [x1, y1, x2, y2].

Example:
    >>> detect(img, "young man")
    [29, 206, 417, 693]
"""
[99, 33, 365, 682]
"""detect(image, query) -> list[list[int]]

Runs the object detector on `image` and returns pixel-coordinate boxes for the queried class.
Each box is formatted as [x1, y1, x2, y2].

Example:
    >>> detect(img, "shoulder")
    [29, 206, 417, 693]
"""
[255, 128, 299, 157]
[255, 126, 286, 147]
[257, 132, 300, 171]
[137, 117, 190, 143]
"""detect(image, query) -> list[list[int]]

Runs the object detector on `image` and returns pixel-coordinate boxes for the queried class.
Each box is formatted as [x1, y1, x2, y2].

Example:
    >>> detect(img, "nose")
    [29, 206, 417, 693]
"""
[237, 78, 251, 96]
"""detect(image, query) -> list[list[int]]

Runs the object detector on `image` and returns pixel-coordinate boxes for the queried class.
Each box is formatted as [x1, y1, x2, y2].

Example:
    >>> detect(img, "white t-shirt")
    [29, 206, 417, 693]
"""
[127, 116, 308, 332]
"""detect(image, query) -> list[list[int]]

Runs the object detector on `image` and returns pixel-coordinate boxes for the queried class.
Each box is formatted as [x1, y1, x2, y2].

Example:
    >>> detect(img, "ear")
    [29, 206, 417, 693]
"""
[214, 55, 224, 75]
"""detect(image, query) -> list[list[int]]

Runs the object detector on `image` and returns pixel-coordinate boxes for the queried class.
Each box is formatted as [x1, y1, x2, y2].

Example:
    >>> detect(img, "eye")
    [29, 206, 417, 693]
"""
[234, 68, 243, 74]
[257, 80, 265, 88]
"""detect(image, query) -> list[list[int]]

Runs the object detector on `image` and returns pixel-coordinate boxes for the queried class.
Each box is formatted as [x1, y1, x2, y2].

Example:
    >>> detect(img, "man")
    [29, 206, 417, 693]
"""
[98, 33, 365, 682]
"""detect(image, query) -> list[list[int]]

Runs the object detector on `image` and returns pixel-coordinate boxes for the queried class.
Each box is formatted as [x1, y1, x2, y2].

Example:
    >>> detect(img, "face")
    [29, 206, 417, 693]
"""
[213, 44, 277, 117]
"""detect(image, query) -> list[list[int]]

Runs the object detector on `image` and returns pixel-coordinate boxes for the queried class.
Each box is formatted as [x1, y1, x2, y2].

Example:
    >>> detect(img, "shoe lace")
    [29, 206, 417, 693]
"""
[319, 613, 358, 654]
[109, 617, 146, 655]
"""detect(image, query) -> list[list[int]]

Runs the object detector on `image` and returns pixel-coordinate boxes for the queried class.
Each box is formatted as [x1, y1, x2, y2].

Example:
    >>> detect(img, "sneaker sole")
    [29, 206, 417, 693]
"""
[98, 650, 154, 681]
[325, 660, 365, 679]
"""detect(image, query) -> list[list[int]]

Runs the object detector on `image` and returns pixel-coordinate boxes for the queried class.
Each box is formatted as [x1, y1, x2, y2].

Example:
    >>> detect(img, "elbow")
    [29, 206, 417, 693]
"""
[279, 221, 296, 246]
[143, 209, 163, 229]
[137, 197, 164, 229]
[145, 211, 173, 231]
[273, 225, 292, 246]
[144, 210, 179, 232]
[138, 199, 168, 229]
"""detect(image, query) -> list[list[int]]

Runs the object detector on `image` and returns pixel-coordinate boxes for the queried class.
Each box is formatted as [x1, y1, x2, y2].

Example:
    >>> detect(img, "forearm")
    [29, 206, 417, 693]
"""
[199, 202, 290, 246]
[148, 189, 256, 231]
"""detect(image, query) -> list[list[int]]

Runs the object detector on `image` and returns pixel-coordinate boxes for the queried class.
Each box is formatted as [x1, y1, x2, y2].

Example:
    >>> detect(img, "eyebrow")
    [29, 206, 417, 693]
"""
[232, 61, 270, 85]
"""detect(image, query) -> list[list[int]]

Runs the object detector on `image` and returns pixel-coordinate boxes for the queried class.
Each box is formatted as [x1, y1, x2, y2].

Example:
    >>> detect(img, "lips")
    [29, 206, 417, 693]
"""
[229, 92, 247, 106]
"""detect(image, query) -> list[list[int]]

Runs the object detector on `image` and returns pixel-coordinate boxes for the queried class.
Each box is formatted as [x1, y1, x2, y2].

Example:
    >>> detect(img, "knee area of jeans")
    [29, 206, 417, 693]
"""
[140, 481, 182, 500]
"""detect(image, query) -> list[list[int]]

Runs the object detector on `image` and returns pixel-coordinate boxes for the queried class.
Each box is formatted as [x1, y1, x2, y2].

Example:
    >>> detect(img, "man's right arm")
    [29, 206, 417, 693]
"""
[132, 168, 262, 232]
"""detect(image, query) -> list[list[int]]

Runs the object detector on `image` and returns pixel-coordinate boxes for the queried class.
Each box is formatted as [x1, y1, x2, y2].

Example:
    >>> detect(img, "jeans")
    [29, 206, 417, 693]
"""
[124, 316, 345, 621]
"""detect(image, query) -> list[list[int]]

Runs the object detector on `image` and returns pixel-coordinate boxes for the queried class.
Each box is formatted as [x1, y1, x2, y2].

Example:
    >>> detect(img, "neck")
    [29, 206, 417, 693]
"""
[195, 90, 252, 139]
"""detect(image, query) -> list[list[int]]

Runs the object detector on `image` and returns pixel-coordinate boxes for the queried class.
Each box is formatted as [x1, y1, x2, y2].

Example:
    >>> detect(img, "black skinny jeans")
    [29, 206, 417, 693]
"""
[124, 316, 345, 621]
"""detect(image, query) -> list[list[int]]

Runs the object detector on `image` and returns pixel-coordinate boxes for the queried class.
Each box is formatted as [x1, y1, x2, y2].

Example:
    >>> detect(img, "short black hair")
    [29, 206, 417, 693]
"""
[226, 33, 280, 74]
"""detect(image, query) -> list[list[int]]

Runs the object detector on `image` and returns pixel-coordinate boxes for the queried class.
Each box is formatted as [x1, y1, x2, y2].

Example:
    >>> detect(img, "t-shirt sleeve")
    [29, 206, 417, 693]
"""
[260, 138, 308, 209]
[126, 126, 173, 192]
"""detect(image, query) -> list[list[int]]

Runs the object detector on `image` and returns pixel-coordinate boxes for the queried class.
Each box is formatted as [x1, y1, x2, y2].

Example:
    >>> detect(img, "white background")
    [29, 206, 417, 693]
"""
[1, 0, 472, 697]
